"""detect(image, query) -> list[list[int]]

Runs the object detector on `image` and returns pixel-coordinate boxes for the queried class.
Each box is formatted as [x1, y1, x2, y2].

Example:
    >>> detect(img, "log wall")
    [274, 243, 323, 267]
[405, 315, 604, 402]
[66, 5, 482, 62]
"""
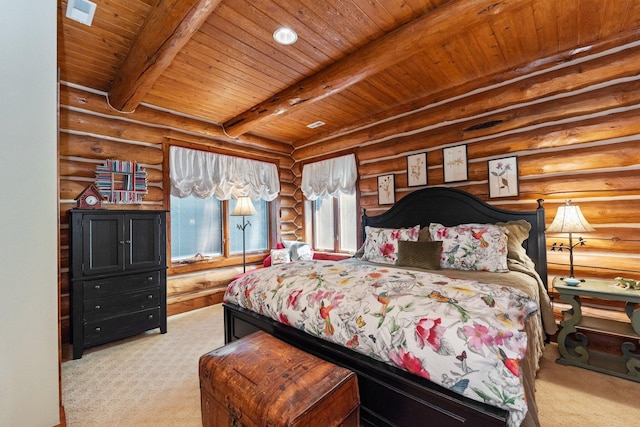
[292, 39, 640, 287]
[58, 85, 293, 343]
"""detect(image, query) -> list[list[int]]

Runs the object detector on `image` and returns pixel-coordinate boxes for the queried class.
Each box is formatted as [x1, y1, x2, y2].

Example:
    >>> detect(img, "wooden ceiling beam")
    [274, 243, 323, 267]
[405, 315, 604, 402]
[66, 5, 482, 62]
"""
[108, 0, 221, 113]
[223, 0, 522, 138]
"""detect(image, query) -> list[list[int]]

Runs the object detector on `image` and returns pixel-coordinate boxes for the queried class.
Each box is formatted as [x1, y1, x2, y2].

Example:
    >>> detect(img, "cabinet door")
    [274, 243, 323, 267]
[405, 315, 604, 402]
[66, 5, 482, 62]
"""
[125, 213, 164, 270]
[82, 213, 125, 275]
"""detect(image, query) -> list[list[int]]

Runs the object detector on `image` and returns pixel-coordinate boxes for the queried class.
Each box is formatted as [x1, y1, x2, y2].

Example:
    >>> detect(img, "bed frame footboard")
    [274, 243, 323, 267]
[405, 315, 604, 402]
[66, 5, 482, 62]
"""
[224, 303, 508, 427]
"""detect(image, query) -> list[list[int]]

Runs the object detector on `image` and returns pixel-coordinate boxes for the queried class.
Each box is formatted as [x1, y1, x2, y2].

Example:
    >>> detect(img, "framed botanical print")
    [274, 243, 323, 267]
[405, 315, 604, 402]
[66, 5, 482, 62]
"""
[377, 174, 395, 205]
[407, 152, 427, 187]
[488, 156, 519, 198]
[443, 145, 468, 183]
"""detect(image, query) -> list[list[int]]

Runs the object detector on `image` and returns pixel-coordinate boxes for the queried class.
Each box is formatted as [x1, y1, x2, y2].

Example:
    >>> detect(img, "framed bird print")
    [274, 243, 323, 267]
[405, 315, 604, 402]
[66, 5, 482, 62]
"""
[488, 156, 519, 198]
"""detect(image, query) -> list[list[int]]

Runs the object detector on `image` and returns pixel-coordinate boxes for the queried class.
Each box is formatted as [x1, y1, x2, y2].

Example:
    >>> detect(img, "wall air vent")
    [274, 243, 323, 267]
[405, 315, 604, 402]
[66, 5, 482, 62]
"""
[66, 0, 97, 27]
[464, 120, 503, 131]
[306, 121, 325, 129]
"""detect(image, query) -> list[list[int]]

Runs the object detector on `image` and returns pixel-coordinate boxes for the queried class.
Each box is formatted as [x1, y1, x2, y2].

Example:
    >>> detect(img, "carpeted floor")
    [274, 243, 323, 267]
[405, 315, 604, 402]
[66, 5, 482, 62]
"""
[62, 304, 640, 426]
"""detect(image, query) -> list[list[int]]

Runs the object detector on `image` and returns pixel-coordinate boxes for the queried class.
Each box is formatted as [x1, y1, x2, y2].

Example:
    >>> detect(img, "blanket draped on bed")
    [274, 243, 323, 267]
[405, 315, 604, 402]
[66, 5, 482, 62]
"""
[224, 259, 539, 427]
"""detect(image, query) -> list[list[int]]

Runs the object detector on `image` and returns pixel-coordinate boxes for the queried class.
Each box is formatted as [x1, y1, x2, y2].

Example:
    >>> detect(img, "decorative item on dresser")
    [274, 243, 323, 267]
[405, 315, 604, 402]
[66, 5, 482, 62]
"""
[546, 200, 596, 285]
[75, 184, 103, 209]
[69, 209, 167, 359]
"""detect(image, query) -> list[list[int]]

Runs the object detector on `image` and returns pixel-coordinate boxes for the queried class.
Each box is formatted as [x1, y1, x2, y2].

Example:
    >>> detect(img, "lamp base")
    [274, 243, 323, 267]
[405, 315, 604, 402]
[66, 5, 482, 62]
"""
[562, 277, 582, 286]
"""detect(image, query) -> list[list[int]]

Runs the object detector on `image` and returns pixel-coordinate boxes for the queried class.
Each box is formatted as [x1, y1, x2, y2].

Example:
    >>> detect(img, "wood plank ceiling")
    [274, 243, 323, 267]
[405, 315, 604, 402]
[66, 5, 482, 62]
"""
[58, 0, 640, 146]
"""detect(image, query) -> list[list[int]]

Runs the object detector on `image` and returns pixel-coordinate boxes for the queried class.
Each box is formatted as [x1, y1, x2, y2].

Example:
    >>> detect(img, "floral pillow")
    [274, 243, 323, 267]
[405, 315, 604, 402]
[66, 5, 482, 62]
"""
[362, 225, 420, 264]
[270, 248, 291, 265]
[428, 223, 509, 272]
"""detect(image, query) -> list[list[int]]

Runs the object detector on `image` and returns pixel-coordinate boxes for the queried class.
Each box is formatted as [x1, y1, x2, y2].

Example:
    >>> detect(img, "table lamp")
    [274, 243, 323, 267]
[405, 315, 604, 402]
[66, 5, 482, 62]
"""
[231, 196, 257, 273]
[546, 200, 595, 285]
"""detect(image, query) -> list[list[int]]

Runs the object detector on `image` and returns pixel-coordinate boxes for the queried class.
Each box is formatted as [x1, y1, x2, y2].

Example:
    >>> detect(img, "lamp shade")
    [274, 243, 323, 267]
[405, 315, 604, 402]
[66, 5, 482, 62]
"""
[546, 201, 595, 233]
[231, 196, 257, 216]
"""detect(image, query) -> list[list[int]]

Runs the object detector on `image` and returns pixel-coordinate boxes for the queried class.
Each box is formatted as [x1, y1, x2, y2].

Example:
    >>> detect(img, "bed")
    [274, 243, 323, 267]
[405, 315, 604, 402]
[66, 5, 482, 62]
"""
[223, 187, 557, 427]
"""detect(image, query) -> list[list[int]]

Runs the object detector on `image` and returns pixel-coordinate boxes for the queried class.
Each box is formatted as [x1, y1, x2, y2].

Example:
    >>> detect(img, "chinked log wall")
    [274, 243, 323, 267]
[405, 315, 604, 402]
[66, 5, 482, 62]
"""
[293, 38, 640, 291]
[58, 85, 294, 344]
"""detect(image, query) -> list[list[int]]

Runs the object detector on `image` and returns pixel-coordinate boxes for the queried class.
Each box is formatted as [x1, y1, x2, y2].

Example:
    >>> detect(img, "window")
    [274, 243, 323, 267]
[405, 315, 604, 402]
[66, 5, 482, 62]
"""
[229, 198, 269, 254]
[168, 146, 279, 266]
[171, 195, 269, 262]
[170, 194, 222, 260]
[308, 191, 358, 253]
[302, 153, 358, 253]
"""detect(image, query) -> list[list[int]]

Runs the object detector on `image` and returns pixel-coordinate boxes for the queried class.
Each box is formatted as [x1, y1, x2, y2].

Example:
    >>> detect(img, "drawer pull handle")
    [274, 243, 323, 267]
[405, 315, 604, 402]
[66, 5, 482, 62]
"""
[94, 285, 101, 290]
[95, 327, 101, 332]
[148, 314, 154, 320]
[95, 305, 101, 310]
[147, 295, 153, 300]
[147, 276, 153, 281]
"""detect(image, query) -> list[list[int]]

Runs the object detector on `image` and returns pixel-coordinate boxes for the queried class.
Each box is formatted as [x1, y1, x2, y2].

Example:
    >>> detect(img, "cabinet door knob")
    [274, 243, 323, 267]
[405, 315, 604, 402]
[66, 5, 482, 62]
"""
[95, 305, 101, 310]
[148, 314, 154, 320]
[95, 327, 101, 332]
[147, 276, 153, 281]
[94, 284, 101, 290]
[147, 295, 153, 300]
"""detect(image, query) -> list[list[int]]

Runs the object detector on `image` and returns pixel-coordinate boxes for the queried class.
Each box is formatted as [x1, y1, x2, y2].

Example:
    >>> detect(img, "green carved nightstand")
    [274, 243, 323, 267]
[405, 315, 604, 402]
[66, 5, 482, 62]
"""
[553, 277, 640, 382]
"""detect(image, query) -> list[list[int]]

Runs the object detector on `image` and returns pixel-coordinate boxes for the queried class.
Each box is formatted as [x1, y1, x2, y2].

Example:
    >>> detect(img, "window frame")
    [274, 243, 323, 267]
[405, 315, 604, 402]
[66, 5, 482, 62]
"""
[308, 195, 359, 253]
[302, 150, 360, 254]
[166, 142, 279, 275]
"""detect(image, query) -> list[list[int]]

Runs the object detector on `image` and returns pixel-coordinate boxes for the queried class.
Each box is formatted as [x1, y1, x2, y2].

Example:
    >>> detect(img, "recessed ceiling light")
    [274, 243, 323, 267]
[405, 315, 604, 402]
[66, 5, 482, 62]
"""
[307, 121, 325, 129]
[273, 27, 298, 45]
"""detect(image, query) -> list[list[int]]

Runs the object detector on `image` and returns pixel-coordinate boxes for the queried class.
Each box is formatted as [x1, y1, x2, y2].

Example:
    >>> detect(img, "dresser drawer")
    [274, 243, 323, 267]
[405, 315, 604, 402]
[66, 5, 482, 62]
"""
[83, 288, 161, 322]
[84, 307, 161, 347]
[82, 271, 160, 299]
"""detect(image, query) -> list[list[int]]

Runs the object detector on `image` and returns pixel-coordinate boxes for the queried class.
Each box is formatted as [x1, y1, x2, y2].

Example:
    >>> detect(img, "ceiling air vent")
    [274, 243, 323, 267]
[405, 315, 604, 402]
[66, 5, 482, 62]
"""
[306, 121, 325, 129]
[66, 0, 97, 27]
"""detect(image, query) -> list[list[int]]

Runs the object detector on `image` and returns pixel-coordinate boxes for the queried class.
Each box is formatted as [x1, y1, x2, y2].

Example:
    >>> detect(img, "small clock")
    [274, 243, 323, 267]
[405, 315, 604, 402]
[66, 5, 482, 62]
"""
[76, 184, 103, 209]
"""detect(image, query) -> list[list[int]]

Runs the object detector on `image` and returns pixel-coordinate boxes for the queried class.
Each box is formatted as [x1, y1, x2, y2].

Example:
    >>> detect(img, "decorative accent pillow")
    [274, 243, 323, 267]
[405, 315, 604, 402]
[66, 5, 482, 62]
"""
[418, 226, 432, 241]
[496, 220, 533, 266]
[429, 223, 509, 272]
[397, 240, 442, 270]
[270, 248, 291, 265]
[291, 242, 313, 261]
[362, 225, 420, 264]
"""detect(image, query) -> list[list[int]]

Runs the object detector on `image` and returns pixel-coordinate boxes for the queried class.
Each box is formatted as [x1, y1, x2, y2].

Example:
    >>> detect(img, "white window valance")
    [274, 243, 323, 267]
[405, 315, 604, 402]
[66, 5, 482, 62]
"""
[301, 154, 357, 201]
[170, 146, 280, 201]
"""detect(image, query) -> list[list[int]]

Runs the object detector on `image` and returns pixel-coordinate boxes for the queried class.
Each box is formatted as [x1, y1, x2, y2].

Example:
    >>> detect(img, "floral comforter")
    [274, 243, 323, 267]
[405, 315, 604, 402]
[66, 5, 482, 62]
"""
[224, 259, 539, 427]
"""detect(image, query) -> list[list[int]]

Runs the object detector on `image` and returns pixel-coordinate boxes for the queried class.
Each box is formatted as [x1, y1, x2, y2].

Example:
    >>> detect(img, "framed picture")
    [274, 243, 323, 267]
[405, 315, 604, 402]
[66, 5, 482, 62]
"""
[488, 156, 519, 198]
[377, 174, 395, 205]
[443, 145, 468, 183]
[407, 152, 427, 187]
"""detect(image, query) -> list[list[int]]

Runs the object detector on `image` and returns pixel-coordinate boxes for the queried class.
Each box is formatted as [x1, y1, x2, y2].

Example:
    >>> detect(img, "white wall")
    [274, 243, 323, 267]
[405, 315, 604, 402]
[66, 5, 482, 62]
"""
[0, 2, 60, 426]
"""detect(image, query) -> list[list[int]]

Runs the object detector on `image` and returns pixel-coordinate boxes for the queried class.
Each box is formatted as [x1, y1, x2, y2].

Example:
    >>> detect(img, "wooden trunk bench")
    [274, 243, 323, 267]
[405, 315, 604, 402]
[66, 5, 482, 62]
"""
[199, 331, 360, 426]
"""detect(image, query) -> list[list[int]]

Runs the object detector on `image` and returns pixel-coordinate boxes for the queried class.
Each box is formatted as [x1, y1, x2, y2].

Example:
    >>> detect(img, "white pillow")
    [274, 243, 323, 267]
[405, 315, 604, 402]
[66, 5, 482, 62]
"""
[294, 243, 313, 261]
[429, 223, 509, 272]
[362, 225, 420, 264]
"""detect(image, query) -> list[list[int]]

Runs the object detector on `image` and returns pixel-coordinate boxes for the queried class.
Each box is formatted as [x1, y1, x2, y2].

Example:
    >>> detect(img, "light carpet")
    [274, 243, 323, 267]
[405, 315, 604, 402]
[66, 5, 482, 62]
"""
[63, 304, 640, 426]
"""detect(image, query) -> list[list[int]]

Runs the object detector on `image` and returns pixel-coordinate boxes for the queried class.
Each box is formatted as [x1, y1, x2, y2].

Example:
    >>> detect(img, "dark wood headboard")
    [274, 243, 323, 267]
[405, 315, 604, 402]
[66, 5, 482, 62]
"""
[361, 187, 547, 286]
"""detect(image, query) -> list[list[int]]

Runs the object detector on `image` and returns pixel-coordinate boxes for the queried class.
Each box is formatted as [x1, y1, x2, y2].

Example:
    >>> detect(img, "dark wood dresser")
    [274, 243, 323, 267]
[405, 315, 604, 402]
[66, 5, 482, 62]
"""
[69, 210, 167, 359]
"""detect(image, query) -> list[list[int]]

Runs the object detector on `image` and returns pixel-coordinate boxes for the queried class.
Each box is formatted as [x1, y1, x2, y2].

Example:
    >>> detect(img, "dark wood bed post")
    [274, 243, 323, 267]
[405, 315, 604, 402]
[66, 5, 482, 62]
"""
[535, 198, 548, 288]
